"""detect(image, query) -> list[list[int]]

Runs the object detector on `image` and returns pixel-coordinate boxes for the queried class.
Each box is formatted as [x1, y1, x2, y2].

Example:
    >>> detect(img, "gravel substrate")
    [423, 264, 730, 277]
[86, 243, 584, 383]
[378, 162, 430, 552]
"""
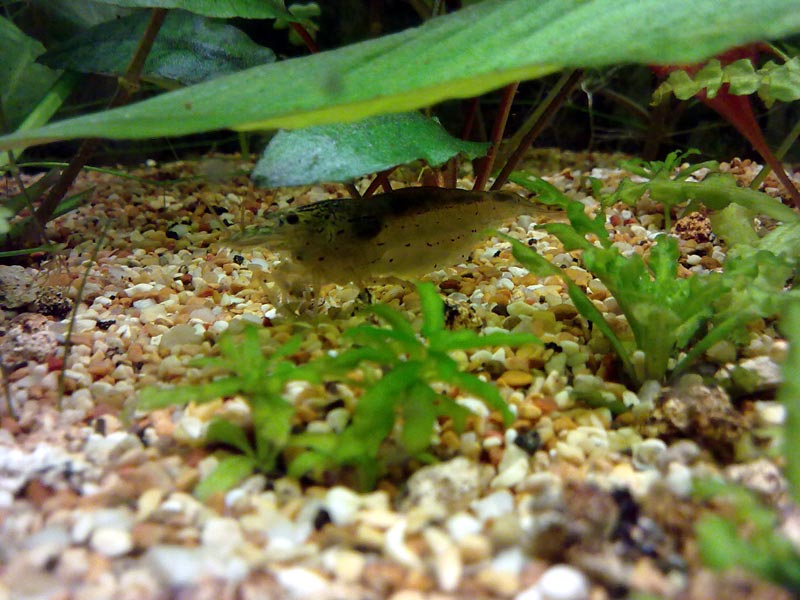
[0, 153, 796, 599]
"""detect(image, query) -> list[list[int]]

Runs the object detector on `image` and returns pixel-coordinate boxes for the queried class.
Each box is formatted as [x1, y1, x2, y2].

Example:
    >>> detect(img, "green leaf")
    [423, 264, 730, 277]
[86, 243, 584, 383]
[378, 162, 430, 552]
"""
[5, 0, 800, 149]
[39, 10, 276, 86]
[90, 0, 294, 19]
[432, 329, 541, 352]
[653, 57, 800, 107]
[780, 301, 800, 505]
[251, 394, 294, 464]
[0, 16, 60, 131]
[367, 303, 418, 341]
[418, 281, 445, 341]
[194, 454, 255, 500]
[205, 418, 255, 458]
[252, 112, 487, 186]
[400, 384, 438, 455]
[136, 376, 243, 409]
[439, 364, 514, 425]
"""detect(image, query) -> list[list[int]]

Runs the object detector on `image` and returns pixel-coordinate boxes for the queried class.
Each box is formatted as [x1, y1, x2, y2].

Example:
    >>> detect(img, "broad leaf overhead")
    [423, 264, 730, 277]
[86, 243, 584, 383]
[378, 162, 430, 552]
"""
[251, 113, 489, 187]
[39, 10, 276, 86]
[2, 0, 800, 150]
[0, 17, 59, 130]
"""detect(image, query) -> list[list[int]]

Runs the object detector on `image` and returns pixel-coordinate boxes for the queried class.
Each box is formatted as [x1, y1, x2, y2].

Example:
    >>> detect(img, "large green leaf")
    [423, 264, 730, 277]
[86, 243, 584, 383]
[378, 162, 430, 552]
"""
[252, 112, 488, 186]
[39, 10, 276, 86]
[0, 16, 59, 130]
[2, 0, 800, 149]
[91, 0, 293, 19]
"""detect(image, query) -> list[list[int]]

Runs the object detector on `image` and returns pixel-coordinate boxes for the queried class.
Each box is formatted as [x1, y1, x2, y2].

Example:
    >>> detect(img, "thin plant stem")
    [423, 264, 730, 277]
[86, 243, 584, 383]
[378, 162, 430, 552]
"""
[345, 183, 361, 198]
[750, 116, 800, 191]
[58, 221, 110, 410]
[364, 168, 395, 197]
[491, 69, 583, 191]
[290, 22, 319, 53]
[19, 8, 167, 247]
[473, 82, 518, 191]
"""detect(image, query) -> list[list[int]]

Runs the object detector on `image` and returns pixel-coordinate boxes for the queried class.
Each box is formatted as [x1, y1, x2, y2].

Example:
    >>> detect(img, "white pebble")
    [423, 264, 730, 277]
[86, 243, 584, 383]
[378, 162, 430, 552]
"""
[324, 486, 363, 525]
[90, 527, 133, 557]
[275, 567, 329, 597]
[536, 564, 589, 600]
[471, 490, 514, 521]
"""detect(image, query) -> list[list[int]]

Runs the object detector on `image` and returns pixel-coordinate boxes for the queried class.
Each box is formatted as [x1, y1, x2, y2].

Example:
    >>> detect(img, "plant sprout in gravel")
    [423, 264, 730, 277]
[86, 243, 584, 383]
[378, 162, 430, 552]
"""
[137, 282, 541, 496]
[503, 165, 800, 387]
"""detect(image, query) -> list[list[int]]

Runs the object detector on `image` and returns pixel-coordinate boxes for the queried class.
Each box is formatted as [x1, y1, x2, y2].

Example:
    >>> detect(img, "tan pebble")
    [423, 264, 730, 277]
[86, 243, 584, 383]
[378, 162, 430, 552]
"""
[127, 344, 145, 364]
[476, 568, 519, 596]
[355, 523, 385, 550]
[130, 522, 167, 548]
[388, 591, 426, 600]
[498, 370, 533, 387]
[362, 562, 410, 593]
[87, 359, 114, 379]
[458, 534, 492, 563]
[137, 488, 164, 520]
[516, 402, 542, 421]
[551, 416, 577, 432]
[486, 446, 504, 467]
[173, 468, 199, 492]
[699, 256, 721, 269]
[439, 429, 460, 451]
[552, 303, 578, 320]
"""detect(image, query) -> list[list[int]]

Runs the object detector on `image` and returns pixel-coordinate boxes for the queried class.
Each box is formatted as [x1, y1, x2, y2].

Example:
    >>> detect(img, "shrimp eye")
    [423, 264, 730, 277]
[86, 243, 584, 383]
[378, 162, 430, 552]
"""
[285, 212, 300, 225]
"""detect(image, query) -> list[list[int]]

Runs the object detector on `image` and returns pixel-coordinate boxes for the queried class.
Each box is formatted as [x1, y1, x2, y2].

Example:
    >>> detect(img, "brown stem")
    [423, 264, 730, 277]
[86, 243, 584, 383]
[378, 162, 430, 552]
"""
[491, 69, 583, 191]
[290, 22, 319, 53]
[364, 168, 396, 197]
[20, 8, 168, 246]
[460, 97, 481, 140]
[473, 82, 518, 191]
[443, 156, 457, 188]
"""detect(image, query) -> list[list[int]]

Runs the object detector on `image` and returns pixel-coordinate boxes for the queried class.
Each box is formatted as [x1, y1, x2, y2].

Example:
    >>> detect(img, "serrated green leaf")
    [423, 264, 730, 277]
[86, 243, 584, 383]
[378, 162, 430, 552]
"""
[653, 56, 800, 107]
[252, 112, 487, 186]
[136, 376, 243, 409]
[194, 454, 255, 500]
[205, 418, 255, 458]
[400, 384, 438, 454]
[5, 0, 800, 150]
[39, 10, 276, 86]
[418, 281, 445, 341]
[91, 0, 293, 19]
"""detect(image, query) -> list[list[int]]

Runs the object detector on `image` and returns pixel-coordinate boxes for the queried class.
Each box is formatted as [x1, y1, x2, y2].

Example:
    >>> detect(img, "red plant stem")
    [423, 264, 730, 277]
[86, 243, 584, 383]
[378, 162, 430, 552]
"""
[491, 69, 583, 191]
[21, 8, 168, 246]
[364, 168, 396, 197]
[290, 22, 319, 53]
[473, 82, 518, 191]
[706, 92, 800, 208]
[460, 97, 481, 140]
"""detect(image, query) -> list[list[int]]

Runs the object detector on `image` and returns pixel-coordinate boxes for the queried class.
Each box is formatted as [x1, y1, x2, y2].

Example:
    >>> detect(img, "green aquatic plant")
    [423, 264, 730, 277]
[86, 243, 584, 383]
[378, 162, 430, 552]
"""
[694, 299, 800, 590]
[137, 326, 326, 499]
[288, 281, 541, 489]
[137, 282, 540, 497]
[503, 171, 799, 386]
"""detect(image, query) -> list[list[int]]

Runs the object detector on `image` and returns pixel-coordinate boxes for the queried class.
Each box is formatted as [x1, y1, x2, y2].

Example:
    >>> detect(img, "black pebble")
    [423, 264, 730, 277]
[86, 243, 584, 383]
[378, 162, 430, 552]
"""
[513, 428, 541, 454]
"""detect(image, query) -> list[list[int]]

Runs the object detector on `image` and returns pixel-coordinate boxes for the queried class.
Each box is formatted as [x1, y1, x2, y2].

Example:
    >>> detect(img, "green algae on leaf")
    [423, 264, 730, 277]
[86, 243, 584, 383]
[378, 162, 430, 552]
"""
[251, 112, 488, 187]
[38, 10, 276, 86]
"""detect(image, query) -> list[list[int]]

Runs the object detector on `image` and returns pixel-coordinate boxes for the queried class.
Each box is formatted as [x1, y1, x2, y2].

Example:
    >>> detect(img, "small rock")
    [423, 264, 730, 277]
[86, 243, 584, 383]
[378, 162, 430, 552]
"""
[402, 457, 492, 519]
[90, 527, 133, 557]
[498, 370, 534, 387]
[0, 313, 59, 368]
[535, 564, 590, 600]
